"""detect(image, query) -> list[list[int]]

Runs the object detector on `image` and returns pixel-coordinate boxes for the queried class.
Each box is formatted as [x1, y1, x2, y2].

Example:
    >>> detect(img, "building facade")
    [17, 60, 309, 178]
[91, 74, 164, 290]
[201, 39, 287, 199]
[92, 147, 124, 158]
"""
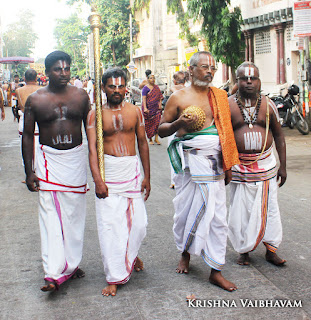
[233, 0, 309, 97]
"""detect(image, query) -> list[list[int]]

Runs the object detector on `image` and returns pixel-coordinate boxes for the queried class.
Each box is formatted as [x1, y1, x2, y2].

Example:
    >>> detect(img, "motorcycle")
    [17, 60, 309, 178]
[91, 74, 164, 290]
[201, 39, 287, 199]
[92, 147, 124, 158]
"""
[270, 84, 309, 135]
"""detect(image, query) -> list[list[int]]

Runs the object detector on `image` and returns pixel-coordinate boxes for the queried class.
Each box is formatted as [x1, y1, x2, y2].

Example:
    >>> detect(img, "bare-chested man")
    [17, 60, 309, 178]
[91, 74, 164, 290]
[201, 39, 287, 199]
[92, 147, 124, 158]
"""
[87, 67, 150, 297]
[22, 51, 90, 292]
[17, 69, 41, 156]
[228, 62, 286, 267]
[169, 71, 186, 94]
[158, 51, 239, 292]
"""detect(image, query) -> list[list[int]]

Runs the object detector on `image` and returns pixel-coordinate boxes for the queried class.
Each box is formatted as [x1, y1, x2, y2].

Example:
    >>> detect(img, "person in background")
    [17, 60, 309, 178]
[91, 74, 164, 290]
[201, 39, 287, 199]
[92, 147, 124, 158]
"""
[139, 69, 152, 90]
[142, 74, 163, 145]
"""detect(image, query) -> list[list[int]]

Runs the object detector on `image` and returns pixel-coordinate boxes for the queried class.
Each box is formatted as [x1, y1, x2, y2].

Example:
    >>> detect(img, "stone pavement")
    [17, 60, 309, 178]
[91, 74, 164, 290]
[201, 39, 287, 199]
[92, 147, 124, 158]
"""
[0, 109, 310, 320]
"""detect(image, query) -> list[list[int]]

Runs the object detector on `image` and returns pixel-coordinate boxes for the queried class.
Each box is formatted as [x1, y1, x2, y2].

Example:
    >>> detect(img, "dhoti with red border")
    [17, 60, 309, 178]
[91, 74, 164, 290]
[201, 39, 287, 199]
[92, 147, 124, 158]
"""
[36, 144, 88, 286]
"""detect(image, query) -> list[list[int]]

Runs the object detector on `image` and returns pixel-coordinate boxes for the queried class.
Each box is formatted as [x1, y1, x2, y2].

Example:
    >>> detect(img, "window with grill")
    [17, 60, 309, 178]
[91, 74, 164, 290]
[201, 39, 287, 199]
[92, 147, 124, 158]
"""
[255, 29, 271, 54]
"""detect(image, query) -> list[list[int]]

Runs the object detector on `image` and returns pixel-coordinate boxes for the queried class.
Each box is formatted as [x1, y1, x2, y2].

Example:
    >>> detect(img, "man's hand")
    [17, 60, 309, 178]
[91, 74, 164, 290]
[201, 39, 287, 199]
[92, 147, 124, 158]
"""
[26, 172, 40, 192]
[177, 112, 198, 130]
[277, 167, 287, 187]
[141, 178, 151, 201]
[225, 169, 232, 185]
[95, 180, 109, 199]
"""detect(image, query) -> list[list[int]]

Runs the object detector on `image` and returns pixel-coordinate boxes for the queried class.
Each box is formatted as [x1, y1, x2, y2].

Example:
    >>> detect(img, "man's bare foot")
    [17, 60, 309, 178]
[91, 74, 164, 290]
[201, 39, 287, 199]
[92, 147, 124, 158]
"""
[209, 269, 237, 292]
[169, 184, 175, 189]
[237, 253, 250, 265]
[40, 280, 56, 292]
[134, 257, 144, 272]
[265, 250, 286, 266]
[154, 140, 161, 145]
[149, 140, 154, 145]
[176, 251, 190, 274]
[102, 284, 117, 297]
[72, 268, 85, 279]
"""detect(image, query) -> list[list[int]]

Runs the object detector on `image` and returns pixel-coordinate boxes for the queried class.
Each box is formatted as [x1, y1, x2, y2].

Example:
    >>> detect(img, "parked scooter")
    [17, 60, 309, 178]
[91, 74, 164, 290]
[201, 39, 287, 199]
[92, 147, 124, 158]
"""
[270, 84, 309, 135]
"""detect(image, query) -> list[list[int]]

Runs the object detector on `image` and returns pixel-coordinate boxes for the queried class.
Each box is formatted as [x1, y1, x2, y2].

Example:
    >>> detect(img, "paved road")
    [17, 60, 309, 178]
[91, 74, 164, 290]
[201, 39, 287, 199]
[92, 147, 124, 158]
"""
[0, 109, 310, 320]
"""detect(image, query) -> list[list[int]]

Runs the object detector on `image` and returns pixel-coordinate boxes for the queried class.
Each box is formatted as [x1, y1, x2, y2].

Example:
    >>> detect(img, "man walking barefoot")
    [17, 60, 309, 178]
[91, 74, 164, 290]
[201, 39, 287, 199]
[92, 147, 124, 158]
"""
[22, 51, 90, 292]
[228, 62, 286, 267]
[158, 51, 239, 292]
[87, 68, 150, 296]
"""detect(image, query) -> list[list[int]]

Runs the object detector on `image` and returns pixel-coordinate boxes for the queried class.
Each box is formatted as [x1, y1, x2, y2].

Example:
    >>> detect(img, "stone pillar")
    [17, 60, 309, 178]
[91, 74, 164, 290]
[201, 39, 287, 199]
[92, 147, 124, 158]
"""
[244, 31, 249, 61]
[275, 23, 286, 84]
[279, 25, 286, 84]
[248, 30, 253, 62]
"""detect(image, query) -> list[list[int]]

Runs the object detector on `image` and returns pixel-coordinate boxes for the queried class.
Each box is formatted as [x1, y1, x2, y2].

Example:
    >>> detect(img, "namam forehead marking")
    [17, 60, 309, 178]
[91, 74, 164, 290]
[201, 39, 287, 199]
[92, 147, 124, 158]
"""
[244, 65, 255, 77]
[54, 60, 70, 71]
[201, 54, 215, 66]
[111, 77, 123, 88]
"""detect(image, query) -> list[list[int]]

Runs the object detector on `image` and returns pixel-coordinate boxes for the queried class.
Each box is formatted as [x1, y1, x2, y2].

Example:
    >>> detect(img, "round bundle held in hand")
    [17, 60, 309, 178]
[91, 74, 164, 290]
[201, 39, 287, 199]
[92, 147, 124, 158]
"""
[182, 105, 206, 132]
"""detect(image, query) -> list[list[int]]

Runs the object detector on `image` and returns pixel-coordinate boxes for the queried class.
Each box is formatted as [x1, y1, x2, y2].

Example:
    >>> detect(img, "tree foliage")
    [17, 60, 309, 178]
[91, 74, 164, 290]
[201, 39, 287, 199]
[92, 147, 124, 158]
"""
[3, 9, 38, 76]
[166, 0, 198, 47]
[54, 13, 89, 76]
[167, 0, 244, 70]
[67, 0, 131, 69]
[132, 0, 151, 15]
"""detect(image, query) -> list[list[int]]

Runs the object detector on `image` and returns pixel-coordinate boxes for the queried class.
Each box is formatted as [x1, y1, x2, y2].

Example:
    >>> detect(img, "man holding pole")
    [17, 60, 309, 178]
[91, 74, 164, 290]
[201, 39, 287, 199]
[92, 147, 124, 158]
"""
[87, 67, 150, 296]
[22, 50, 90, 292]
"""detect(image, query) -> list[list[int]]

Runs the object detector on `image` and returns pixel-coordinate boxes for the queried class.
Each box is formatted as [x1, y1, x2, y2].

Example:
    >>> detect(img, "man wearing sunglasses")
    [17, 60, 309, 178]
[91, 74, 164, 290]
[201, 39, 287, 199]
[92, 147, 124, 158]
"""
[159, 51, 239, 292]
[228, 62, 287, 267]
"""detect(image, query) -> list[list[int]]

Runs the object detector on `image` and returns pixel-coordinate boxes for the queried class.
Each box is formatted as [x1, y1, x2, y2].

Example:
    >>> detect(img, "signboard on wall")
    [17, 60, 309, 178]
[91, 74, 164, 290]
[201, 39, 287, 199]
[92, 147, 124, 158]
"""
[185, 48, 198, 66]
[293, 1, 311, 37]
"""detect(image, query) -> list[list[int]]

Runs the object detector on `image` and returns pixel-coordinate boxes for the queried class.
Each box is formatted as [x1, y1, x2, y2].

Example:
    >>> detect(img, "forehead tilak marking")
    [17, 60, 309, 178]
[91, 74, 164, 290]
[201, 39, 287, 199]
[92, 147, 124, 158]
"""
[244, 65, 254, 77]
[112, 77, 122, 87]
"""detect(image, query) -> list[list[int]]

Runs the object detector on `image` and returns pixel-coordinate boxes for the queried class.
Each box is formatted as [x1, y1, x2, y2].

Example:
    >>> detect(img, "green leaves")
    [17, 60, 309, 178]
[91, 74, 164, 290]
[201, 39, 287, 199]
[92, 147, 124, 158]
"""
[3, 9, 38, 75]
[54, 13, 88, 76]
[168, 0, 244, 70]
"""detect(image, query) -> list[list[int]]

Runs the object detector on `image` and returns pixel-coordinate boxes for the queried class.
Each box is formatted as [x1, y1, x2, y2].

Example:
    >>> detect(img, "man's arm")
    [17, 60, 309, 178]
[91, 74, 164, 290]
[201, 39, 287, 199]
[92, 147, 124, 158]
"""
[22, 97, 39, 191]
[16, 88, 24, 112]
[158, 94, 196, 138]
[138, 80, 147, 90]
[86, 110, 108, 198]
[82, 91, 92, 134]
[269, 101, 286, 187]
[136, 107, 151, 201]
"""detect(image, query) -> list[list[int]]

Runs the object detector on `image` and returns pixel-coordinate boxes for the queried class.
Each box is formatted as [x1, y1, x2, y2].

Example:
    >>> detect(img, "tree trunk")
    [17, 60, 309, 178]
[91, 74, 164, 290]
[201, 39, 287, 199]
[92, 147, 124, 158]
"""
[111, 44, 116, 66]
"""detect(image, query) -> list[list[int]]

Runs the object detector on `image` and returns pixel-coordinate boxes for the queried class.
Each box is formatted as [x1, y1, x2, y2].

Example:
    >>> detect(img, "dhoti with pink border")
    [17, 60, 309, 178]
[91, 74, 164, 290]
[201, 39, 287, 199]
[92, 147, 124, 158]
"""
[96, 155, 147, 285]
[36, 144, 88, 286]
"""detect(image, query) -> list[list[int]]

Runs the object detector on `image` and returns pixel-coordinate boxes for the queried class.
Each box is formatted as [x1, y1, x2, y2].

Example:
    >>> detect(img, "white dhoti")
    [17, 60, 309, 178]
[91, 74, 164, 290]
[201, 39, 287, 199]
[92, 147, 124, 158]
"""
[228, 147, 282, 254]
[96, 155, 147, 285]
[36, 144, 88, 285]
[169, 127, 228, 270]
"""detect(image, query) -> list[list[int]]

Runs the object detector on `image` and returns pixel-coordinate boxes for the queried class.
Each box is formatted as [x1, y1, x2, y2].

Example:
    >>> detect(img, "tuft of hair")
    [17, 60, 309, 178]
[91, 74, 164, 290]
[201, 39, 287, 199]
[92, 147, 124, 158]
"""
[236, 61, 260, 77]
[45, 51, 71, 72]
[189, 51, 213, 66]
[145, 69, 152, 77]
[102, 67, 127, 87]
[25, 69, 37, 82]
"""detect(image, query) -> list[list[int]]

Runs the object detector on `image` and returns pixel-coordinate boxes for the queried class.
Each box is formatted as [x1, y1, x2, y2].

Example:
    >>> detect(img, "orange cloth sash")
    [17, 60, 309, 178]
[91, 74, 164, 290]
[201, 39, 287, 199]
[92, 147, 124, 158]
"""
[208, 87, 240, 171]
